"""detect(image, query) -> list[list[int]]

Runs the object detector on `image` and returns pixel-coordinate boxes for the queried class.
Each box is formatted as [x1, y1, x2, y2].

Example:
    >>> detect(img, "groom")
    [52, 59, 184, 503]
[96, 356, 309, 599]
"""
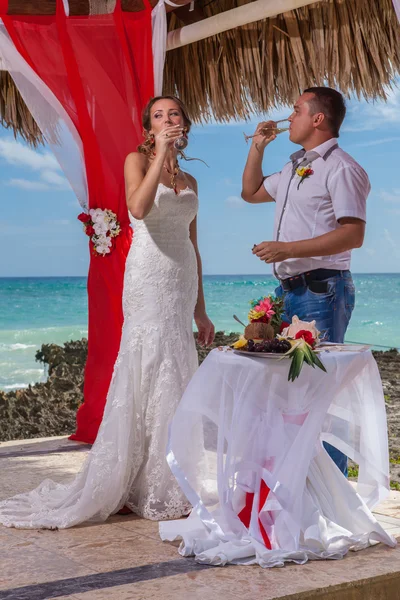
[241, 87, 370, 476]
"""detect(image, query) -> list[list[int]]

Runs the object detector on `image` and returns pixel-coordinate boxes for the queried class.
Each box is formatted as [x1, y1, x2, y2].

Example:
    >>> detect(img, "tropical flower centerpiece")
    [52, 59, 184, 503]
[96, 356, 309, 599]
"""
[232, 295, 285, 350]
[232, 298, 326, 381]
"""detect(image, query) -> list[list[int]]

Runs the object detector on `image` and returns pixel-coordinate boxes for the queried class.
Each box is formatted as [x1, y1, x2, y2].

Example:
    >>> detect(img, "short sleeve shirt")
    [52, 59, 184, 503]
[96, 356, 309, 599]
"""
[263, 138, 370, 279]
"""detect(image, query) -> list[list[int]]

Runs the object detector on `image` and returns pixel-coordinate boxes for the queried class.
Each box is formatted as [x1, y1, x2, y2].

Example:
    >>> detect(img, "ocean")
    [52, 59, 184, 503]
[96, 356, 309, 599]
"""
[1, 274, 399, 391]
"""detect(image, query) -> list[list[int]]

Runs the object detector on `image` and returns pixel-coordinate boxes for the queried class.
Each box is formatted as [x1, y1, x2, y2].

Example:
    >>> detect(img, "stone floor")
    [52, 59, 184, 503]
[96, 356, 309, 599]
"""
[1, 436, 400, 600]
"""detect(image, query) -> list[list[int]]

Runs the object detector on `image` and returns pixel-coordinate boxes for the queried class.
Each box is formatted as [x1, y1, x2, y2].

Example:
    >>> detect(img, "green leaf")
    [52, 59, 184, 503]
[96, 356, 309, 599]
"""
[288, 348, 305, 381]
[313, 353, 327, 373]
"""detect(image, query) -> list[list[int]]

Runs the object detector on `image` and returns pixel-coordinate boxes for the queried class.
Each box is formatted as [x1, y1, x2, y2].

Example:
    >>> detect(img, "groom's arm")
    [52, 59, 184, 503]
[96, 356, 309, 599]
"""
[241, 121, 277, 204]
[253, 218, 365, 263]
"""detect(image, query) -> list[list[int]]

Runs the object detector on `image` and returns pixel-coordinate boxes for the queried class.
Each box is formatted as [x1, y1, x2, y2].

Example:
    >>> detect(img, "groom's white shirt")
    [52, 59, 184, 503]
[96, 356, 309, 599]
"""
[263, 137, 370, 279]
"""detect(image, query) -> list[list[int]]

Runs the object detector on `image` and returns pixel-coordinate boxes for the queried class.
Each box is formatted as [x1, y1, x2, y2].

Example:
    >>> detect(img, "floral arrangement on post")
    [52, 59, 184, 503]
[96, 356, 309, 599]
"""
[78, 209, 121, 256]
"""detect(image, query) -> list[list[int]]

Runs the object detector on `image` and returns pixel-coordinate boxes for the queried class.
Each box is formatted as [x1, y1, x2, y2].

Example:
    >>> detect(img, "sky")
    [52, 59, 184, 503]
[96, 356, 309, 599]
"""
[1, 84, 400, 277]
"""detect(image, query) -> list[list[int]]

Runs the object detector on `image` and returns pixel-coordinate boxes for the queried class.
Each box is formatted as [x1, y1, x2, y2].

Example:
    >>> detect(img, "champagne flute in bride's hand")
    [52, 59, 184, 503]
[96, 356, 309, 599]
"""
[243, 119, 290, 143]
[174, 127, 188, 150]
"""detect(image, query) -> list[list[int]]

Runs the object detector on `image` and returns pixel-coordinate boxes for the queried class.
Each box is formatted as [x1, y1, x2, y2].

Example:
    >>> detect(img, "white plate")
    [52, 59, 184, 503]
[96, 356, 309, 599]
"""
[233, 349, 288, 359]
[315, 344, 371, 353]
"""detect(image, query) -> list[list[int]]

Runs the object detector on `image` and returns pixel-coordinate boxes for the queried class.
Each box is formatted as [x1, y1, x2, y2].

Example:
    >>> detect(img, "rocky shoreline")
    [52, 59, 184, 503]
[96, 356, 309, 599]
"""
[1, 334, 399, 484]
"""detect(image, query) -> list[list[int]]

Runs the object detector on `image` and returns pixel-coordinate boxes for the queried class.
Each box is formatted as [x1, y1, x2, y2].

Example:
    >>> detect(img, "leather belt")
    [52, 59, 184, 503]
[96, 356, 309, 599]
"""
[280, 269, 343, 292]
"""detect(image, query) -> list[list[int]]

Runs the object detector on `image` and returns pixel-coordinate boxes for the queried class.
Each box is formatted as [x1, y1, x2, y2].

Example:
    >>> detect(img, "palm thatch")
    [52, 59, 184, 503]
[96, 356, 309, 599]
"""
[0, 0, 399, 143]
[0, 70, 44, 147]
[165, 0, 400, 123]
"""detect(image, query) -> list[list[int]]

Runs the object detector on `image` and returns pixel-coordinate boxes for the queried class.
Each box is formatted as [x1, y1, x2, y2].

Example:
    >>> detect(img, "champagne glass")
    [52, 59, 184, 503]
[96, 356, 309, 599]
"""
[174, 127, 188, 150]
[243, 119, 290, 143]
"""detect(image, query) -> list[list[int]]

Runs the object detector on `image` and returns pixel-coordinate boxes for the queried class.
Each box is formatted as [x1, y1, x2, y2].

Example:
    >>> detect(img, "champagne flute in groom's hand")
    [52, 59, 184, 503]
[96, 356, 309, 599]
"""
[243, 119, 290, 143]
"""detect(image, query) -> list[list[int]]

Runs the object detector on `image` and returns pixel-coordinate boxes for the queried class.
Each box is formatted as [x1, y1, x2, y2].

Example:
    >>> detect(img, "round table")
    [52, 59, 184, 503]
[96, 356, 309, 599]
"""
[160, 346, 396, 567]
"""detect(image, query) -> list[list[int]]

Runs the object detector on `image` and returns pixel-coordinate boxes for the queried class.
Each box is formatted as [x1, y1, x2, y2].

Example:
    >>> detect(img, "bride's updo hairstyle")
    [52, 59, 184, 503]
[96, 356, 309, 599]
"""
[138, 95, 192, 157]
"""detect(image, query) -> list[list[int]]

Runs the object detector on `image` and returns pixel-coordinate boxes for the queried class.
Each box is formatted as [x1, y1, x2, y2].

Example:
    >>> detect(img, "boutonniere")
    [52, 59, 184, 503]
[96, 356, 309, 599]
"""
[296, 164, 314, 189]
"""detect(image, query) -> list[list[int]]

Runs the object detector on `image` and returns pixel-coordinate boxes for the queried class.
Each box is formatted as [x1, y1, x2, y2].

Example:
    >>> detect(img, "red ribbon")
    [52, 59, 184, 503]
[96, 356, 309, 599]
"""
[238, 480, 272, 549]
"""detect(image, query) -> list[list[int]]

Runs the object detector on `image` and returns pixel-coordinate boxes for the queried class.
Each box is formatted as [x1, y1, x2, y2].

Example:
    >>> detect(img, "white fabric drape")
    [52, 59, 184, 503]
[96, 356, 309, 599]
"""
[160, 348, 396, 568]
[0, 21, 88, 209]
[62, 0, 70, 17]
[151, 0, 167, 96]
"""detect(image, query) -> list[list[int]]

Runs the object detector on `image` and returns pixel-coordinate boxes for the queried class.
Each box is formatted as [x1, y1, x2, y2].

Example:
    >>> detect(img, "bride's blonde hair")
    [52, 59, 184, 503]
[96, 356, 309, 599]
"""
[138, 95, 192, 158]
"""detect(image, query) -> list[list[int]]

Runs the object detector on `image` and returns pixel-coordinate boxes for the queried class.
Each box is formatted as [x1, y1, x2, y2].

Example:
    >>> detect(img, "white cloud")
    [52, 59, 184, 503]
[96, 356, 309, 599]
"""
[351, 137, 400, 149]
[225, 195, 243, 207]
[0, 138, 70, 192]
[343, 87, 400, 133]
[41, 169, 70, 189]
[7, 179, 52, 191]
[0, 139, 59, 171]
[379, 189, 400, 204]
[384, 228, 400, 257]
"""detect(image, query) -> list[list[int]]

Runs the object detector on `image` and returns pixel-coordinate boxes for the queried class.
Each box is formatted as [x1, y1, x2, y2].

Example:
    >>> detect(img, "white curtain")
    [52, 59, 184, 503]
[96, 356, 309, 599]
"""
[151, 0, 167, 96]
[0, 21, 88, 209]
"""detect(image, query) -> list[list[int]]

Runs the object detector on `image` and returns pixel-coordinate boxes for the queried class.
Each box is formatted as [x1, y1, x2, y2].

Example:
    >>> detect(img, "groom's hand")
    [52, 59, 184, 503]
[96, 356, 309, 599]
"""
[251, 121, 277, 151]
[253, 241, 292, 263]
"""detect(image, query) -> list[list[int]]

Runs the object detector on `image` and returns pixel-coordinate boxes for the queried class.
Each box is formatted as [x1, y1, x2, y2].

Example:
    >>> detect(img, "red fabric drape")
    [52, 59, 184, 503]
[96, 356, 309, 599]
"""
[2, 0, 154, 442]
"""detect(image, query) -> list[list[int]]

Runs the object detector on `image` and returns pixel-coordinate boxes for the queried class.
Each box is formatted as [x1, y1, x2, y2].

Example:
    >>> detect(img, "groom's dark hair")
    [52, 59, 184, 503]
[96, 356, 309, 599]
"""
[303, 87, 346, 138]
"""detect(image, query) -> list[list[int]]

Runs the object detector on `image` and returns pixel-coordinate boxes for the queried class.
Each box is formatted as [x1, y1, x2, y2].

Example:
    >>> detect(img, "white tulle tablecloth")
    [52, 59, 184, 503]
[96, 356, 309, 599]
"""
[160, 347, 397, 567]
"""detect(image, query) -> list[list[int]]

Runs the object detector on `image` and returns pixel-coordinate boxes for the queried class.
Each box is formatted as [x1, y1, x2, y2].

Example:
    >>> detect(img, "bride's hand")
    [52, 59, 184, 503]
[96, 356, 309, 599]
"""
[195, 313, 215, 347]
[154, 125, 185, 156]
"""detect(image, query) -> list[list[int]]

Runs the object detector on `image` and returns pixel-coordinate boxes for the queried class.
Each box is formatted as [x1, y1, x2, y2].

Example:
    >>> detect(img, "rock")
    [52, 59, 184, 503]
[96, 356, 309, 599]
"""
[0, 340, 87, 442]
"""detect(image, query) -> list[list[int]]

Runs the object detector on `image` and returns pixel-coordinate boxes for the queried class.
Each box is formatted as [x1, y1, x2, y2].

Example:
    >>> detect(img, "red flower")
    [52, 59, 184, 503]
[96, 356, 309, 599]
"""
[78, 212, 91, 224]
[251, 314, 269, 324]
[295, 330, 315, 346]
[279, 321, 290, 333]
[86, 225, 95, 237]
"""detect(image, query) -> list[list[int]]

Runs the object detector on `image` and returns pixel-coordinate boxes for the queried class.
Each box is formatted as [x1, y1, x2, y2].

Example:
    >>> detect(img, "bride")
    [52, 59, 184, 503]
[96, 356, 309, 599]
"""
[0, 95, 214, 528]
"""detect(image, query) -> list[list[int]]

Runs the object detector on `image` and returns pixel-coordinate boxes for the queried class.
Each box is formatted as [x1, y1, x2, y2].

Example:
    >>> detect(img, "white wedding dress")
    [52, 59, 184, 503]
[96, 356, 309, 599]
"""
[0, 183, 199, 528]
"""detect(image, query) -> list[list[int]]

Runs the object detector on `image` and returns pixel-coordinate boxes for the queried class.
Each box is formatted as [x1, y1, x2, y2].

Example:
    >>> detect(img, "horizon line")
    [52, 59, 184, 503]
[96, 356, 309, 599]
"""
[1, 272, 400, 279]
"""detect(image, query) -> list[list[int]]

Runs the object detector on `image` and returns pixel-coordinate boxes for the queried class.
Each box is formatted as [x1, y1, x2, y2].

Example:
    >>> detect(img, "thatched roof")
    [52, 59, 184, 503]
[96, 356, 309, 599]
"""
[0, 0, 399, 144]
[164, 0, 400, 123]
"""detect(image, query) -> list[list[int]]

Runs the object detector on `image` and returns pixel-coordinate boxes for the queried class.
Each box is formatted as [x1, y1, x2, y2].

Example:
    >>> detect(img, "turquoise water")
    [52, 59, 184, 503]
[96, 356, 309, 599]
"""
[1, 274, 399, 390]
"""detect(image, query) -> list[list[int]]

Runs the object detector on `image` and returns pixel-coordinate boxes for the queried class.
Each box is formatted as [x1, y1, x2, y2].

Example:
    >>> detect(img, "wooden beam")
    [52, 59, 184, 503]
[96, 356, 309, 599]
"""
[167, 0, 323, 50]
[5, 0, 193, 15]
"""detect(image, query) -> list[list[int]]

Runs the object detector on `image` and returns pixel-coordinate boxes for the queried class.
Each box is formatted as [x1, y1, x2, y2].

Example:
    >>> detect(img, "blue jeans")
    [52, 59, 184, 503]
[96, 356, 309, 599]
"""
[275, 270, 355, 476]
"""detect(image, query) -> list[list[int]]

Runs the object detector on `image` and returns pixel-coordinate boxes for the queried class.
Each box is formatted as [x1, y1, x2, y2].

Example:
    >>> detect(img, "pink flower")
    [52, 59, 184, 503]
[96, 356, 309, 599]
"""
[255, 298, 275, 320]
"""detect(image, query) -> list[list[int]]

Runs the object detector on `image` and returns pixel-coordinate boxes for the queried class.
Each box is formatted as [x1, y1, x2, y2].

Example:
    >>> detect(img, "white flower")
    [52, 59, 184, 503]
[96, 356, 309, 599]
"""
[93, 222, 108, 236]
[95, 243, 111, 255]
[84, 208, 120, 256]
[89, 208, 103, 221]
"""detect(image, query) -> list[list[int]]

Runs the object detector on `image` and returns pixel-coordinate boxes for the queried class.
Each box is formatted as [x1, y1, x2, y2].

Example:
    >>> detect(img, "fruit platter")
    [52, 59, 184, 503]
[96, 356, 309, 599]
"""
[231, 295, 326, 381]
